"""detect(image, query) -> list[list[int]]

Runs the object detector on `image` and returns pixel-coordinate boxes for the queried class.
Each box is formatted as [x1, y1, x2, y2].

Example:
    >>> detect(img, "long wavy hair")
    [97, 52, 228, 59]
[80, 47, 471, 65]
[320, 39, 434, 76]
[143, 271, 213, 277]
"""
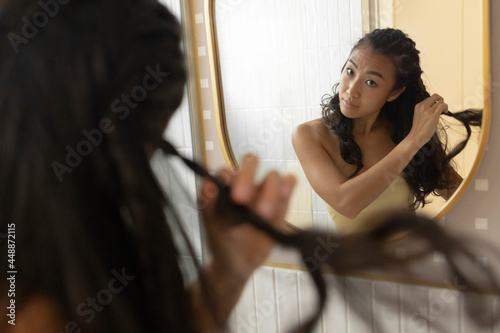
[0, 0, 194, 332]
[0, 3, 497, 333]
[322, 28, 481, 207]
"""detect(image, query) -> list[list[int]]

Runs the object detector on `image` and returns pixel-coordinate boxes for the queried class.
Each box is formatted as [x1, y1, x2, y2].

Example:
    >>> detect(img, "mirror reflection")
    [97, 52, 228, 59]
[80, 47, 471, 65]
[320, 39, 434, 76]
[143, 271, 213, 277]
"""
[214, 0, 485, 232]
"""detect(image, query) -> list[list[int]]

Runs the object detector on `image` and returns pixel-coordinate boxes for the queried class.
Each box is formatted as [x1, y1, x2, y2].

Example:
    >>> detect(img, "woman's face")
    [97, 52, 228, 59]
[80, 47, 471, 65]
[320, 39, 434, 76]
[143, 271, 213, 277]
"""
[338, 46, 404, 121]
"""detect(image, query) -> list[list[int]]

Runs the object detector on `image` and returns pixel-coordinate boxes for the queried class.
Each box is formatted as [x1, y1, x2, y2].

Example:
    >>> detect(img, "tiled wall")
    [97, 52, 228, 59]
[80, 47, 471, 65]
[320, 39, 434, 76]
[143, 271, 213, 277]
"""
[152, 0, 202, 262]
[229, 266, 500, 333]
[189, 0, 500, 332]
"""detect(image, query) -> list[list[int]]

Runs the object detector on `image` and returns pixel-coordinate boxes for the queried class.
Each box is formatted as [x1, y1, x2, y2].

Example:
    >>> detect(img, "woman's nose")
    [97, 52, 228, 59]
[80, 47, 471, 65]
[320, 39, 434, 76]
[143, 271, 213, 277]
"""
[346, 79, 361, 98]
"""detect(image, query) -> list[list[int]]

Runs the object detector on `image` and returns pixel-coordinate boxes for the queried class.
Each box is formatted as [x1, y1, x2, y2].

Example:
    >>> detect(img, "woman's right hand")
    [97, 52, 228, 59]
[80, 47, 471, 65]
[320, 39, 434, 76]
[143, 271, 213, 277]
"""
[200, 154, 296, 282]
[408, 93, 448, 147]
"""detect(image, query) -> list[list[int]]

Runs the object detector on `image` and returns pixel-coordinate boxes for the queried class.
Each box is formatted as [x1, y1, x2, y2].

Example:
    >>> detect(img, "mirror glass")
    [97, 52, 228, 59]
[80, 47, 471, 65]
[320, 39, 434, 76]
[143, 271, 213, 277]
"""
[211, 0, 488, 231]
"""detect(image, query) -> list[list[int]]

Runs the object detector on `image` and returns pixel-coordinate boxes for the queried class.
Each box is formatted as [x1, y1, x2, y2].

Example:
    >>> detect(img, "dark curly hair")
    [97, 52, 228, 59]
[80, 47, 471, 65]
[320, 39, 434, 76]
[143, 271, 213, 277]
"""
[1, 3, 497, 333]
[322, 28, 481, 208]
[0, 0, 192, 331]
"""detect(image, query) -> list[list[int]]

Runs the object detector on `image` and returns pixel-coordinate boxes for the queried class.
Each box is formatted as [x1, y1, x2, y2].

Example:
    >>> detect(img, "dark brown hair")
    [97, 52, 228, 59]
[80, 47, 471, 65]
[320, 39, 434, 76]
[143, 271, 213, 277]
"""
[322, 28, 482, 208]
[0, 0, 193, 331]
[0, 3, 497, 333]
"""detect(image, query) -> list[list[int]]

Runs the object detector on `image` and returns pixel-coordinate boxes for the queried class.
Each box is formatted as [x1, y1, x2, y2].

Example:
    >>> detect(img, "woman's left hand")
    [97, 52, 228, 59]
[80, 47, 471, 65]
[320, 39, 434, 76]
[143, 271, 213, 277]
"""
[408, 93, 448, 147]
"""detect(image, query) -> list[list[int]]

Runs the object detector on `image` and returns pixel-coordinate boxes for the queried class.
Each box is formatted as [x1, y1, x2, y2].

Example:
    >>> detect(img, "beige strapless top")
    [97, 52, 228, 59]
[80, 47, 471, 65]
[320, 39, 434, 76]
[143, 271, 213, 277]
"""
[327, 175, 413, 234]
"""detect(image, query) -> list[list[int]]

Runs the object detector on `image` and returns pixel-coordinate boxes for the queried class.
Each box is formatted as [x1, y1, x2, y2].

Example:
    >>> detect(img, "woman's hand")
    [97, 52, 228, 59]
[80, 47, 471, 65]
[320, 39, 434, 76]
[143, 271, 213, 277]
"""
[191, 155, 295, 332]
[408, 93, 448, 147]
[200, 154, 296, 282]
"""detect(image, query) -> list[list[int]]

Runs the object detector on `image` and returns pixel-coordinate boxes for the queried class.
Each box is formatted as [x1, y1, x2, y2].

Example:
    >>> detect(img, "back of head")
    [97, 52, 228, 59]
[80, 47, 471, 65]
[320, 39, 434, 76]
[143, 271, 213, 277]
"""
[0, 0, 193, 331]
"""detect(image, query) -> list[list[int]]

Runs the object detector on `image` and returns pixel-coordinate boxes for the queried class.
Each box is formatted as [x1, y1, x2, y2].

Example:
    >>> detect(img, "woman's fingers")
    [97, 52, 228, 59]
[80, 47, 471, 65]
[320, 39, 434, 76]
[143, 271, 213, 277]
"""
[425, 93, 443, 106]
[231, 154, 259, 204]
[254, 170, 281, 221]
[203, 154, 296, 226]
[200, 157, 297, 282]
[410, 94, 449, 146]
[417, 94, 448, 116]
[274, 174, 296, 224]
[436, 101, 449, 114]
[253, 171, 296, 225]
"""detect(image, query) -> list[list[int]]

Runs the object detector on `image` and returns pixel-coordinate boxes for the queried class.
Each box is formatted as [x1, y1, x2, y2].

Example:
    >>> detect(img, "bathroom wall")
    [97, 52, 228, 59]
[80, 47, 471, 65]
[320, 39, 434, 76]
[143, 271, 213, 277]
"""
[153, 0, 203, 263]
[191, 0, 500, 331]
[394, 0, 484, 218]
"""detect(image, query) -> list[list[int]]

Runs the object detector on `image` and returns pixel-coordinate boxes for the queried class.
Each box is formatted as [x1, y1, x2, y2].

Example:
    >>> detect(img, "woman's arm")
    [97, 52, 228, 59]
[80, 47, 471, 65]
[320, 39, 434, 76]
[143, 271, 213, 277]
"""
[191, 154, 296, 332]
[292, 94, 448, 219]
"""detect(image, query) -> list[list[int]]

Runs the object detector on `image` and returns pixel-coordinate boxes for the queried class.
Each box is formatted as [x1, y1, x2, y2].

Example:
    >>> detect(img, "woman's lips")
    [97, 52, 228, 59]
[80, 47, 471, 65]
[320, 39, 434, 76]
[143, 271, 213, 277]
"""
[342, 99, 358, 108]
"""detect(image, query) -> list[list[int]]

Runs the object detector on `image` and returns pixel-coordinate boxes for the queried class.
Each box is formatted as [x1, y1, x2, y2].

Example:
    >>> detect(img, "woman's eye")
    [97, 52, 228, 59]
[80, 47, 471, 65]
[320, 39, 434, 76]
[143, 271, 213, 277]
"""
[346, 68, 354, 75]
[366, 80, 377, 87]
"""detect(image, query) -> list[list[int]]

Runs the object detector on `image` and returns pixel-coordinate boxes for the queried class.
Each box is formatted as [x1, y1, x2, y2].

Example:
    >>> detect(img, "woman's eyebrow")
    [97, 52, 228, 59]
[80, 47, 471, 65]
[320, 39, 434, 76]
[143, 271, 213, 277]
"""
[347, 58, 385, 80]
[367, 70, 384, 80]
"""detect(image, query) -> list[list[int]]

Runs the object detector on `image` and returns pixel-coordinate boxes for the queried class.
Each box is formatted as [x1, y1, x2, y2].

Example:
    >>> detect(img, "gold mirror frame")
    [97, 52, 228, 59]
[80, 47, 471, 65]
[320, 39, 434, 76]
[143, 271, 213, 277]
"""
[205, 0, 491, 226]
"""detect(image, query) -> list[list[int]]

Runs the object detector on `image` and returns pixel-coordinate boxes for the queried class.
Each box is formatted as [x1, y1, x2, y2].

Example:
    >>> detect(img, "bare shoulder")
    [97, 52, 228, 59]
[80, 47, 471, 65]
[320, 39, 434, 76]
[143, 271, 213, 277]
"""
[3, 295, 66, 333]
[292, 118, 331, 145]
[292, 118, 339, 154]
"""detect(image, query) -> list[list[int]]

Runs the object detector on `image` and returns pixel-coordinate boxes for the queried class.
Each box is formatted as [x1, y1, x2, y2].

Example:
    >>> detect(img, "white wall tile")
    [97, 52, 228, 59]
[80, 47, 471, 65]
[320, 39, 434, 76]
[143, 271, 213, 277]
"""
[235, 275, 259, 333]
[475, 217, 489, 230]
[322, 275, 348, 333]
[400, 284, 430, 333]
[194, 13, 204, 24]
[373, 281, 400, 333]
[428, 287, 460, 333]
[203, 110, 212, 120]
[198, 46, 206, 57]
[346, 277, 374, 332]
[475, 179, 489, 191]
[276, 269, 301, 332]
[252, 268, 280, 333]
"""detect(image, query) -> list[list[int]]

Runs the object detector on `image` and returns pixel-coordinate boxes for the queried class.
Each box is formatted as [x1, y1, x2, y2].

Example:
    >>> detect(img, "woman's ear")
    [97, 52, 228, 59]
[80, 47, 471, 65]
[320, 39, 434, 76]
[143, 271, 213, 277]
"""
[387, 86, 406, 102]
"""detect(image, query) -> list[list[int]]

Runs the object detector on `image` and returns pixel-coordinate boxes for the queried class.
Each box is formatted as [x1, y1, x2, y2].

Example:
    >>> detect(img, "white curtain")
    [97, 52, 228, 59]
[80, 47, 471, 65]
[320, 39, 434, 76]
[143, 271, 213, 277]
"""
[216, 0, 363, 230]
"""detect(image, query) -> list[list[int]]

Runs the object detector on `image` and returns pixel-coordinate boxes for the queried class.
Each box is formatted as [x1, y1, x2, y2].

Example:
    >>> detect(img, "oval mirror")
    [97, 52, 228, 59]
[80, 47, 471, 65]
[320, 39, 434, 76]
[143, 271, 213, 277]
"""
[206, 0, 490, 231]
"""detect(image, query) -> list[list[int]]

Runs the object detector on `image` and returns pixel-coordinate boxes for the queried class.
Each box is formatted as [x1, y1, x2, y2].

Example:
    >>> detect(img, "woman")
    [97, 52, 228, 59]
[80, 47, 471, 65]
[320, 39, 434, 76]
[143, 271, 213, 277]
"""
[292, 28, 480, 233]
[0, 1, 295, 332]
[1, 3, 495, 333]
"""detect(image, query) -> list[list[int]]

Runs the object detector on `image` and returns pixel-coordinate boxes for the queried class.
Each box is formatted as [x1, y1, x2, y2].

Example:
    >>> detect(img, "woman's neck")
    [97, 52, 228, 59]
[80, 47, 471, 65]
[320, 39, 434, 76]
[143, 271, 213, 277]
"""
[352, 113, 385, 135]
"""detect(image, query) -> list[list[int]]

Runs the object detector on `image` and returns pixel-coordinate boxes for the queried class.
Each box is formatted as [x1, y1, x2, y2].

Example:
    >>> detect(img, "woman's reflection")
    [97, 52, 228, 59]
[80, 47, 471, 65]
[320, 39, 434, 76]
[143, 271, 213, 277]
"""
[292, 28, 481, 234]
